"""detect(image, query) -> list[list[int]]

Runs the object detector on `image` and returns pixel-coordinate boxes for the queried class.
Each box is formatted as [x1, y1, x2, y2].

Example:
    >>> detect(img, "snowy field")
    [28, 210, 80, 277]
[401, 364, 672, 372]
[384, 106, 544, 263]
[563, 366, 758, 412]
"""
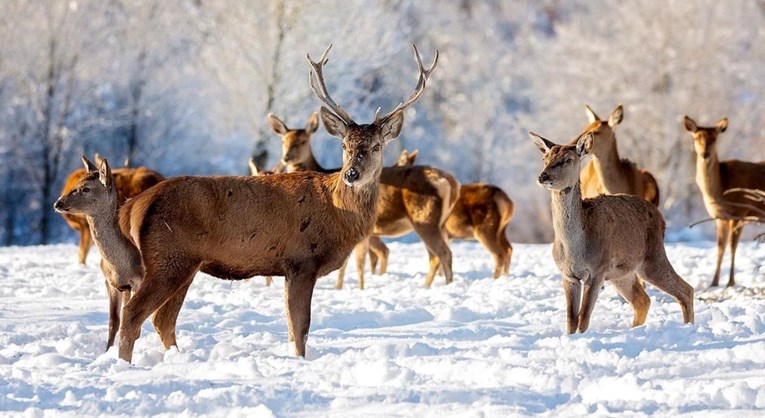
[1, 240, 765, 417]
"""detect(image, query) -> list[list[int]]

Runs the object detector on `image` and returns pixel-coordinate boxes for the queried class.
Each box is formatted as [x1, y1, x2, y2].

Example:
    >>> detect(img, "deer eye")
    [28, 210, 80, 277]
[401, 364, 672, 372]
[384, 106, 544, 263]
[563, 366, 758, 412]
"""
[566, 158, 573, 164]
[341, 143, 347, 151]
[372, 144, 381, 152]
[82, 187, 91, 193]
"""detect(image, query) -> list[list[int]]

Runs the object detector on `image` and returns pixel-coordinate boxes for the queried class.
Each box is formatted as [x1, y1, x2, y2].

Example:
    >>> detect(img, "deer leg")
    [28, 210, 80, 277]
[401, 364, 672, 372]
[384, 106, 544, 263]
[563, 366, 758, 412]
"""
[727, 220, 743, 287]
[265, 276, 273, 286]
[711, 219, 730, 287]
[611, 275, 651, 328]
[577, 277, 604, 333]
[354, 238, 369, 290]
[151, 279, 193, 350]
[498, 227, 513, 275]
[563, 277, 582, 334]
[474, 225, 505, 279]
[368, 236, 389, 275]
[78, 225, 92, 265]
[119, 261, 198, 363]
[284, 271, 317, 357]
[106, 281, 121, 351]
[417, 225, 454, 287]
[284, 279, 294, 343]
[335, 258, 348, 290]
[639, 259, 695, 325]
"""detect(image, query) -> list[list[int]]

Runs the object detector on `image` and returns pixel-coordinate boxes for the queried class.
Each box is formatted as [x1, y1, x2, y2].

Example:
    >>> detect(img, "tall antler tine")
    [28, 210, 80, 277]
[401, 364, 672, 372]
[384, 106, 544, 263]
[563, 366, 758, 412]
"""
[412, 44, 424, 72]
[376, 45, 439, 125]
[306, 44, 354, 124]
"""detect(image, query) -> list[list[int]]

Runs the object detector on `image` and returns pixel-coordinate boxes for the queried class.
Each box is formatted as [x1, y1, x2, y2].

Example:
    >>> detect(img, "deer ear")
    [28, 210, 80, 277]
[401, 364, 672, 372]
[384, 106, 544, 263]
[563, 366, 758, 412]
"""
[248, 158, 259, 176]
[608, 104, 624, 127]
[576, 132, 594, 157]
[268, 114, 288, 135]
[98, 158, 112, 187]
[320, 107, 347, 138]
[408, 149, 419, 164]
[683, 116, 698, 133]
[82, 155, 98, 172]
[305, 112, 320, 135]
[585, 104, 600, 123]
[528, 132, 556, 154]
[716, 117, 728, 133]
[380, 110, 404, 143]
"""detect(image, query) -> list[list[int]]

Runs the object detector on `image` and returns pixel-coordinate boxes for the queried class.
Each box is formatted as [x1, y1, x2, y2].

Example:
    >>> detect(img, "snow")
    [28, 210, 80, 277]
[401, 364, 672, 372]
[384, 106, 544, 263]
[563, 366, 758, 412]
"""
[1, 240, 765, 417]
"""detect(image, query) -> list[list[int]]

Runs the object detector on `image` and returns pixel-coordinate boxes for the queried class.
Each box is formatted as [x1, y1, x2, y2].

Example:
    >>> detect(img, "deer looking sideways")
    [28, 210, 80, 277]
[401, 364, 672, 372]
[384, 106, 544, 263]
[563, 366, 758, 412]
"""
[394, 149, 514, 278]
[110, 44, 438, 362]
[270, 114, 460, 289]
[58, 155, 164, 264]
[530, 131, 694, 333]
[54, 157, 147, 351]
[577, 104, 660, 206]
[684, 116, 765, 287]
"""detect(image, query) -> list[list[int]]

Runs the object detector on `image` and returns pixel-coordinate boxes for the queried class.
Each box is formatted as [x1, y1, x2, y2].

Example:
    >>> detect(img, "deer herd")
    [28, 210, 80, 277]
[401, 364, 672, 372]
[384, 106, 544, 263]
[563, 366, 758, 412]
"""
[52, 45, 764, 364]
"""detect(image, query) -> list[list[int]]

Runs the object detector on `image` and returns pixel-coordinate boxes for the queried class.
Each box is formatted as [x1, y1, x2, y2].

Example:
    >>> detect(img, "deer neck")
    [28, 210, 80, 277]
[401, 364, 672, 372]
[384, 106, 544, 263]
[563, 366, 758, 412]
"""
[695, 151, 727, 217]
[591, 135, 629, 193]
[86, 204, 138, 266]
[330, 171, 380, 237]
[551, 183, 587, 259]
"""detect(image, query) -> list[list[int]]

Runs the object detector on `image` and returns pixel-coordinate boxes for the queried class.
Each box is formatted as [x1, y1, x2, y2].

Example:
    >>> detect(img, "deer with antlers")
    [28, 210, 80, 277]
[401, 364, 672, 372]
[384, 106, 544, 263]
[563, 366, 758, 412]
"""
[270, 117, 460, 289]
[113, 44, 438, 362]
[530, 131, 694, 333]
[684, 116, 765, 287]
[578, 105, 660, 206]
[58, 156, 164, 264]
[394, 149, 514, 278]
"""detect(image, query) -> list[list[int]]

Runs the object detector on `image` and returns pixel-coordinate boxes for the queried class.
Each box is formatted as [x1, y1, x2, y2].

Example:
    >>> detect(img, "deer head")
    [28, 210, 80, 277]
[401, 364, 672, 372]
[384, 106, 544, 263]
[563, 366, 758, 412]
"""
[683, 115, 728, 161]
[270, 112, 320, 166]
[580, 104, 623, 154]
[307, 44, 438, 187]
[54, 156, 116, 216]
[531, 131, 594, 191]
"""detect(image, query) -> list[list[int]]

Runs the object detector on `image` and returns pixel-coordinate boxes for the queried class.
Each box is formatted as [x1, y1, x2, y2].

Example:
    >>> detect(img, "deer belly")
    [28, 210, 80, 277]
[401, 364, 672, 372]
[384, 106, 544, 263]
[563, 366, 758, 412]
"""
[373, 218, 412, 237]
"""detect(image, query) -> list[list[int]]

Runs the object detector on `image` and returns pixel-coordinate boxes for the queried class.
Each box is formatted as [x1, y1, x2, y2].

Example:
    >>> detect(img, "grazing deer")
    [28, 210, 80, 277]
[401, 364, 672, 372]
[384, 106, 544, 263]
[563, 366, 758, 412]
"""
[114, 44, 438, 362]
[59, 159, 164, 264]
[684, 116, 765, 287]
[54, 157, 149, 351]
[529, 131, 694, 333]
[273, 117, 460, 289]
[394, 149, 514, 278]
[578, 104, 660, 206]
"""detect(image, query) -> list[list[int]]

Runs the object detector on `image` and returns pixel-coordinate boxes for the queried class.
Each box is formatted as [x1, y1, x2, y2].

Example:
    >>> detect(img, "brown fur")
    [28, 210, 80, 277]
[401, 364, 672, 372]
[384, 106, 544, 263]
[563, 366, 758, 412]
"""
[59, 163, 164, 264]
[684, 115, 765, 287]
[577, 105, 660, 206]
[531, 131, 694, 333]
[113, 44, 438, 362]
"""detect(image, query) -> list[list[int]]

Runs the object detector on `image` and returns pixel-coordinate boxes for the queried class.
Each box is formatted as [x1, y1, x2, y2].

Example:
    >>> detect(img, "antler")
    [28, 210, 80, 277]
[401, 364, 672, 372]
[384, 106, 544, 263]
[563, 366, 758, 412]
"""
[307, 44, 354, 125]
[375, 44, 439, 125]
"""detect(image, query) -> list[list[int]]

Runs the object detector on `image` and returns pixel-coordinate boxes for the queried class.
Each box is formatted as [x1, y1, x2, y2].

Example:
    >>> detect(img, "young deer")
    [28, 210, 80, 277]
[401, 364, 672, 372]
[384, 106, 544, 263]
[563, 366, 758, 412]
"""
[54, 157, 148, 351]
[59, 159, 164, 264]
[578, 104, 660, 206]
[114, 44, 438, 362]
[273, 116, 460, 289]
[395, 149, 514, 278]
[530, 131, 694, 333]
[684, 116, 765, 287]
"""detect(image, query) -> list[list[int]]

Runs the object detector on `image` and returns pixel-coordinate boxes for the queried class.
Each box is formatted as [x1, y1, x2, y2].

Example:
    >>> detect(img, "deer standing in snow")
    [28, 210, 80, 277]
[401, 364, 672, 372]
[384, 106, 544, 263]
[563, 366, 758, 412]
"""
[113, 44, 438, 362]
[54, 157, 150, 351]
[577, 104, 660, 206]
[530, 131, 694, 333]
[684, 116, 765, 287]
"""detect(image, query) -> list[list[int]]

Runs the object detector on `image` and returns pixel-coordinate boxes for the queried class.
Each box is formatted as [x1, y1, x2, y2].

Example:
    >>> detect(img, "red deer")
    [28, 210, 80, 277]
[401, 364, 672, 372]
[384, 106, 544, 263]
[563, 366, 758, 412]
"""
[114, 44, 438, 362]
[530, 131, 694, 333]
[684, 116, 765, 287]
[578, 105, 660, 206]
[271, 117, 460, 289]
[58, 158, 164, 264]
[54, 157, 148, 351]
[394, 149, 514, 278]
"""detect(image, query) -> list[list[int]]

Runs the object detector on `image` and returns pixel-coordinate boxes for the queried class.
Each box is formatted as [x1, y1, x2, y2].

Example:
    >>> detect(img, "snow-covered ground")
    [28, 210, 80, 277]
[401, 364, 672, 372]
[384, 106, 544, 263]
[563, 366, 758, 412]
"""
[1, 240, 765, 417]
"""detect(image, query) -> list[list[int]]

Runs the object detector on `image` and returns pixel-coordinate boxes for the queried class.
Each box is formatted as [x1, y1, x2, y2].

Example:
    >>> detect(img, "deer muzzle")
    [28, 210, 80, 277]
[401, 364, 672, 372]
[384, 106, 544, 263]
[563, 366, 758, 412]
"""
[344, 167, 360, 185]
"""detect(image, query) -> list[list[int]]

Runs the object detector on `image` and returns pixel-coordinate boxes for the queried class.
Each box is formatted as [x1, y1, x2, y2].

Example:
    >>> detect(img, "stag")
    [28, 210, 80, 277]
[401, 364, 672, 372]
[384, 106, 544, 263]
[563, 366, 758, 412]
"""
[114, 44, 438, 362]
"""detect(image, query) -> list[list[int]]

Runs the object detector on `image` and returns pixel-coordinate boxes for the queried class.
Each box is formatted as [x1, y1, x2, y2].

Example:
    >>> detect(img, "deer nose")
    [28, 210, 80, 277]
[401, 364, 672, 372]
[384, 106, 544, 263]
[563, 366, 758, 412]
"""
[53, 199, 65, 212]
[344, 167, 360, 184]
[538, 172, 550, 183]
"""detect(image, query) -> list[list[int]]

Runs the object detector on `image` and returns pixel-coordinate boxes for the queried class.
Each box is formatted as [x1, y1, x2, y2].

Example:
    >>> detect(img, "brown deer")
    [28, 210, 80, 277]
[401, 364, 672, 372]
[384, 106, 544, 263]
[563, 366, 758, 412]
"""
[54, 157, 148, 351]
[59, 158, 164, 264]
[114, 44, 438, 362]
[529, 131, 694, 333]
[394, 149, 514, 278]
[683, 116, 765, 287]
[247, 158, 275, 287]
[272, 116, 460, 289]
[578, 104, 660, 206]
